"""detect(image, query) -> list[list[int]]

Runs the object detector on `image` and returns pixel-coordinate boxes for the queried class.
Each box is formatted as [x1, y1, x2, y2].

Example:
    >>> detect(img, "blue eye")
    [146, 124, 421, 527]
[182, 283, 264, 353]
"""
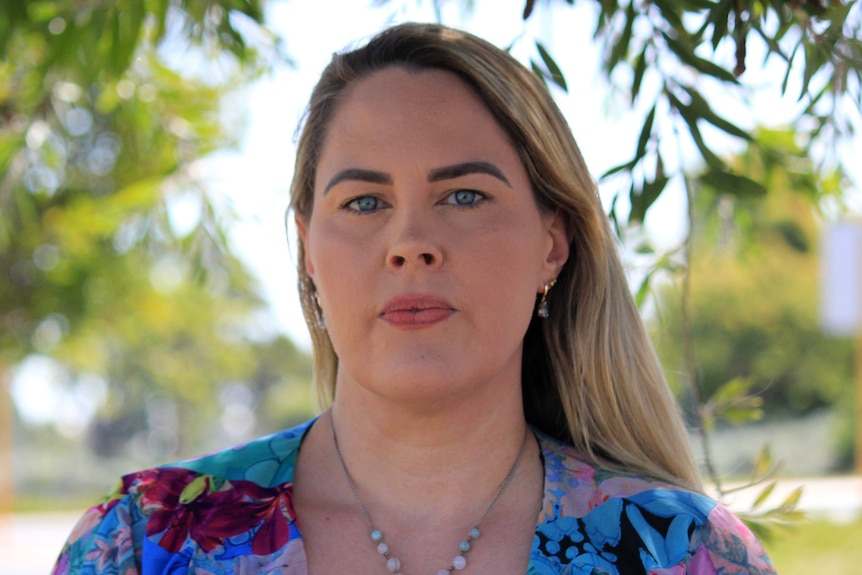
[445, 189, 485, 207]
[344, 195, 382, 213]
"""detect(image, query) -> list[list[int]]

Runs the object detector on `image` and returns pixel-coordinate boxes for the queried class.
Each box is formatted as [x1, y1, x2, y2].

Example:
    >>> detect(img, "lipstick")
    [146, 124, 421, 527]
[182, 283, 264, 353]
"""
[379, 295, 455, 328]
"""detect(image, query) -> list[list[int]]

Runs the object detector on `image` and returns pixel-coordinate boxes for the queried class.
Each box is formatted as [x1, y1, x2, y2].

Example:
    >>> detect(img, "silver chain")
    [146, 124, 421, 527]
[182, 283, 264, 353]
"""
[329, 413, 528, 574]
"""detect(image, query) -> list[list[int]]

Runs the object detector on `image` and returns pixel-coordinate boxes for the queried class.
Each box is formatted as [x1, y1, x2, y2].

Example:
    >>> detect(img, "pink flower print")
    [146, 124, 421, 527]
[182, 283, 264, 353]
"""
[589, 489, 610, 509]
[131, 468, 199, 512]
[648, 566, 687, 575]
[228, 480, 297, 555]
[687, 544, 719, 575]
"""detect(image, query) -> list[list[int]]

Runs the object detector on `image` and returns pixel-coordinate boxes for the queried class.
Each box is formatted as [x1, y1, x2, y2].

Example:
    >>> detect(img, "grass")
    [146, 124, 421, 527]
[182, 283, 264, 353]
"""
[764, 515, 862, 574]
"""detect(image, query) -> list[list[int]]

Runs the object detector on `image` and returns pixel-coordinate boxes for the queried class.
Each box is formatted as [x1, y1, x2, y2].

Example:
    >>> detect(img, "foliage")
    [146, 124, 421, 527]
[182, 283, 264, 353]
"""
[0, 0, 312, 456]
[576, 0, 860, 228]
[654, 129, 854, 421]
[513, 0, 862, 536]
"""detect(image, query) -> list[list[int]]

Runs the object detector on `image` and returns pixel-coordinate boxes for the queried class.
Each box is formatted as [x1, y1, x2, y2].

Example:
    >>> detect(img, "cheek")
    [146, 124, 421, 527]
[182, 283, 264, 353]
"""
[466, 230, 545, 315]
[306, 222, 381, 318]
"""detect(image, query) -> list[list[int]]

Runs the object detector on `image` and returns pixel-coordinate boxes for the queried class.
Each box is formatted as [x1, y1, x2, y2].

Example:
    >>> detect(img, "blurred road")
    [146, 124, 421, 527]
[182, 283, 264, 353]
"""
[0, 512, 76, 575]
[1, 476, 860, 574]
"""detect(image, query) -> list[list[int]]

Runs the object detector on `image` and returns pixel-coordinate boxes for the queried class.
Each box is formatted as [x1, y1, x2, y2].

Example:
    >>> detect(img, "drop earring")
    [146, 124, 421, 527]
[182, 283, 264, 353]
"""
[537, 279, 556, 318]
[313, 291, 326, 329]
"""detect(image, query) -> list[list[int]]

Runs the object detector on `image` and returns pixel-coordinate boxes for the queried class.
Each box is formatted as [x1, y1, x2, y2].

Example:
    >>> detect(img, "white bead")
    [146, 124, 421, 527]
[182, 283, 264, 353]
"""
[377, 542, 389, 555]
[386, 557, 401, 572]
[469, 527, 480, 539]
[371, 529, 383, 542]
[436, 570, 450, 575]
[452, 555, 467, 570]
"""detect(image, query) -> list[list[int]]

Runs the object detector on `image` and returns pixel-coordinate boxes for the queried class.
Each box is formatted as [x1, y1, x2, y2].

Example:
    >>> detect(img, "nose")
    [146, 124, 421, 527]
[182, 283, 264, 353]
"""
[386, 208, 443, 271]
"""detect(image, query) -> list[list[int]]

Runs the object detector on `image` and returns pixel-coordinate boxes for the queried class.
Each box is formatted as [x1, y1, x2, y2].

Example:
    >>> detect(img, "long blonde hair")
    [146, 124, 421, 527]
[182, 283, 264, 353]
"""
[289, 23, 702, 492]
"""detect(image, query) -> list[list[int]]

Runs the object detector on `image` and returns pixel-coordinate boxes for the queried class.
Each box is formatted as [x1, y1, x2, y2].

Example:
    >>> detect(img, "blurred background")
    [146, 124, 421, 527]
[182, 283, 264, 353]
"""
[1, 1, 861, 573]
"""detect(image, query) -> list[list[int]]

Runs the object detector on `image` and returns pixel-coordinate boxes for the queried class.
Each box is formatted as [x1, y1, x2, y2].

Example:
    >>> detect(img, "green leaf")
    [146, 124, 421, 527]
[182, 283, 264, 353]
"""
[536, 41, 568, 92]
[606, 0, 636, 74]
[652, 0, 685, 32]
[709, 376, 756, 404]
[721, 401, 765, 425]
[801, 41, 827, 100]
[781, 40, 802, 96]
[706, 0, 734, 50]
[631, 47, 647, 104]
[751, 21, 789, 63]
[635, 104, 657, 159]
[772, 220, 810, 253]
[669, 94, 726, 169]
[662, 31, 739, 83]
[595, 0, 621, 37]
[635, 268, 657, 307]
[529, 59, 549, 89]
[752, 445, 773, 479]
[153, 0, 171, 42]
[629, 174, 669, 223]
[600, 158, 637, 180]
[751, 481, 777, 510]
[698, 168, 767, 198]
[110, 2, 145, 77]
[608, 193, 622, 238]
[705, 376, 765, 425]
[683, 86, 751, 140]
[778, 486, 803, 511]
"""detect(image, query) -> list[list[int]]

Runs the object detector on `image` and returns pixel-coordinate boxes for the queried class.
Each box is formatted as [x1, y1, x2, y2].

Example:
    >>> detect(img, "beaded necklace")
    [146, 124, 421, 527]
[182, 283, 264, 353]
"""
[329, 415, 528, 574]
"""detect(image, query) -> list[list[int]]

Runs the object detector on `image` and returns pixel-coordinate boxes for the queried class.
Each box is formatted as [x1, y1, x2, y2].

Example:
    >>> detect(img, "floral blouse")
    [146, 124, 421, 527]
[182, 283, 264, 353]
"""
[52, 419, 776, 575]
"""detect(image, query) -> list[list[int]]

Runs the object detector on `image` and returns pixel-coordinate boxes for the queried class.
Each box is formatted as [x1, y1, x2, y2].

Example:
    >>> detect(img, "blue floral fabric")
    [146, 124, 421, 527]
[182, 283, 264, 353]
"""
[52, 419, 776, 574]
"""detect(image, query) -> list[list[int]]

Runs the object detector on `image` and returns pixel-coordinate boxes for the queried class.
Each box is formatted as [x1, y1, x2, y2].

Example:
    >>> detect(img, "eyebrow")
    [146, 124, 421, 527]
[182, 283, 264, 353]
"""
[428, 161, 511, 187]
[323, 161, 511, 194]
[323, 168, 393, 194]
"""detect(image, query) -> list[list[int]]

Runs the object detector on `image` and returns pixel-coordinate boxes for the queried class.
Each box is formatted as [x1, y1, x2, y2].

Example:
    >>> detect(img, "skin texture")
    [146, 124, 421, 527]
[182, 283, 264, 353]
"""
[298, 66, 568, 412]
[293, 67, 568, 574]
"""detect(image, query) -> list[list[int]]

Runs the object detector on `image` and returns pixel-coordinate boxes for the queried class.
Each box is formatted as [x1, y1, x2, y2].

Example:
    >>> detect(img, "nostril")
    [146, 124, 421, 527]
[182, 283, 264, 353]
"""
[421, 253, 434, 265]
[392, 255, 406, 267]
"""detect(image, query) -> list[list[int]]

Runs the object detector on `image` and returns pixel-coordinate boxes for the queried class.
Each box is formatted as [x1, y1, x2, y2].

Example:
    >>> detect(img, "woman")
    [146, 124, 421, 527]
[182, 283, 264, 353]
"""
[52, 23, 776, 575]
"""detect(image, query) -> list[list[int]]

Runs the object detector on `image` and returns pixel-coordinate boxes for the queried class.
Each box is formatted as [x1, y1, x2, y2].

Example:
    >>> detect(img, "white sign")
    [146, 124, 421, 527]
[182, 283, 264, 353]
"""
[821, 222, 862, 336]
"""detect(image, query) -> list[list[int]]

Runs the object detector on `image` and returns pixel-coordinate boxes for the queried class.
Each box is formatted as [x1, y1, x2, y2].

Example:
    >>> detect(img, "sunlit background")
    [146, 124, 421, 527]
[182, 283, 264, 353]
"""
[2, 1, 862, 573]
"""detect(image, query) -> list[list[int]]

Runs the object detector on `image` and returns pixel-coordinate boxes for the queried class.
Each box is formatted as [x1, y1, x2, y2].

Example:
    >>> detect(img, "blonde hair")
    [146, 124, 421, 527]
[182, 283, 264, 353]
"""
[289, 23, 703, 492]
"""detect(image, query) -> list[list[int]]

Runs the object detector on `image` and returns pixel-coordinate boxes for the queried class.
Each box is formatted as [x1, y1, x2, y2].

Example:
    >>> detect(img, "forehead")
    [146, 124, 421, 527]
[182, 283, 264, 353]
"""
[316, 67, 518, 171]
[338, 66, 484, 117]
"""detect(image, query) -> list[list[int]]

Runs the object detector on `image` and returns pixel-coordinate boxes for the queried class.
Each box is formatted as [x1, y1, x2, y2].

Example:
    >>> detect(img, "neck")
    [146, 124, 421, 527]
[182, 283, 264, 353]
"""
[326, 375, 530, 520]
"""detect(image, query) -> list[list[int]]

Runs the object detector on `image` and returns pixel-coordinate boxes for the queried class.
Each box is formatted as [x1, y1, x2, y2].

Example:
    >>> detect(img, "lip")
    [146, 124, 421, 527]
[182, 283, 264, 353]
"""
[379, 295, 456, 328]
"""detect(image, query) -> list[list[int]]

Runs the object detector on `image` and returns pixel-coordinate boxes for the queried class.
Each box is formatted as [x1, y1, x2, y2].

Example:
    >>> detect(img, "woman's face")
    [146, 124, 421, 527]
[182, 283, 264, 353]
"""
[298, 67, 568, 406]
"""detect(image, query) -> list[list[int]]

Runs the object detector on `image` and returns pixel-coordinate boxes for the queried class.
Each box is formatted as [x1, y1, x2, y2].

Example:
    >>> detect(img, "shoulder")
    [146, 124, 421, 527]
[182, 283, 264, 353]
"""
[169, 417, 314, 486]
[531, 431, 776, 575]
[51, 418, 316, 574]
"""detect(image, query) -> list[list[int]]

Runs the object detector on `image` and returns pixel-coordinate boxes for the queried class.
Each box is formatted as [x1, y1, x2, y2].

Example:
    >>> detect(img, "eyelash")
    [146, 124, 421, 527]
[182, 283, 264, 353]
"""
[443, 189, 487, 208]
[341, 195, 385, 214]
[339, 189, 488, 214]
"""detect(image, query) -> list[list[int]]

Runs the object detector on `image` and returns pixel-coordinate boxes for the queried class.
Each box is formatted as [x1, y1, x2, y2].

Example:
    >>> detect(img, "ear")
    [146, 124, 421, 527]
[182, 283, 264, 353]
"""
[540, 211, 570, 288]
[295, 214, 316, 280]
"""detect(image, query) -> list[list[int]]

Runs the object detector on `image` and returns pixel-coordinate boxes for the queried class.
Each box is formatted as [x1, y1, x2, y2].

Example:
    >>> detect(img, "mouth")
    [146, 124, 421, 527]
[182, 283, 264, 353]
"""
[379, 295, 455, 328]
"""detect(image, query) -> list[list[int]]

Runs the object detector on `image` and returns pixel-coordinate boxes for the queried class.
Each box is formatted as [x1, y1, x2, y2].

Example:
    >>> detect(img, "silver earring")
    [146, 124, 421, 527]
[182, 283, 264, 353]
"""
[537, 279, 556, 318]
[313, 291, 326, 329]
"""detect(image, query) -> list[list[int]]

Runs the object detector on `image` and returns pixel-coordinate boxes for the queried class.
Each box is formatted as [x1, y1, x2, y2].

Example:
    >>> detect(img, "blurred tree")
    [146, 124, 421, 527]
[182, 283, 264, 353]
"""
[513, 0, 861, 227]
[0, 1, 312, 511]
[653, 129, 853, 424]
